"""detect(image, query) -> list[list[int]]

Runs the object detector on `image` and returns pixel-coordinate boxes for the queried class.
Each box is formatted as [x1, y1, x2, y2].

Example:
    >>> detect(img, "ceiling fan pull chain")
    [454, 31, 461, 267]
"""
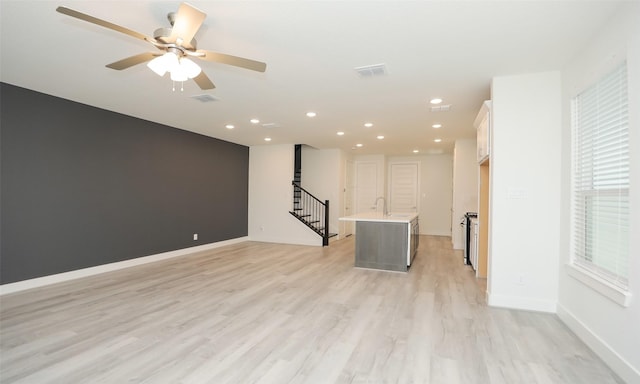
[172, 80, 176, 92]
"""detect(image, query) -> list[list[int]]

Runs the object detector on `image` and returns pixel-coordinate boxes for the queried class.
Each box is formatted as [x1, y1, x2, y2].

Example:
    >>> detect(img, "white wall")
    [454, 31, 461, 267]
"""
[451, 138, 479, 249]
[300, 147, 346, 237]
[248, 144, 321, 246]
[487, 71, 561, 313]
[557, 3, 640, 383]
[376, 154, 453, 236]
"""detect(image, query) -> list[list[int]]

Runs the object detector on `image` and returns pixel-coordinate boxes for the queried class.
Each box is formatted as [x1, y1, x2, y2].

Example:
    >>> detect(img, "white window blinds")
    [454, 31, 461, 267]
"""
[571, 62, 629, 290]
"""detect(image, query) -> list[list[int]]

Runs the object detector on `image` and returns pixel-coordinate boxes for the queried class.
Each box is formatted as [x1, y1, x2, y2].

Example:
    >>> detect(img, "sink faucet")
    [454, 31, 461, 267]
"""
[374, 197, 388, 216]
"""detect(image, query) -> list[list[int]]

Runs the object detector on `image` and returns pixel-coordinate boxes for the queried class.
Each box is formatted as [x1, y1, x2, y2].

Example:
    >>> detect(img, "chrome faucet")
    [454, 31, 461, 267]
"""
[374, 196, 388, 216]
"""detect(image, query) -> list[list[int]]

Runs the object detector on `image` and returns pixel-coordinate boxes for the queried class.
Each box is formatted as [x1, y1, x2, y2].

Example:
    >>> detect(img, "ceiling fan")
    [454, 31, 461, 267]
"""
[56, 2, 267, 90]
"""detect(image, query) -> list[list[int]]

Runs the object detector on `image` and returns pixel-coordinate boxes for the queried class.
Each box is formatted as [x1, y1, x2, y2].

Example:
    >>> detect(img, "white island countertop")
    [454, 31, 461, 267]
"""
[339, 212, 418, 223]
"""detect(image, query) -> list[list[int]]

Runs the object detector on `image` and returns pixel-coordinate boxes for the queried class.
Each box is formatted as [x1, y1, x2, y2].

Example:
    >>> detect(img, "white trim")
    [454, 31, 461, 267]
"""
[565, 263, 632, 307]
[247, 235, 322, 247]
[0, 237, 249, 296]
[487, 293, 557, 313]
[557, 304, 640, 384]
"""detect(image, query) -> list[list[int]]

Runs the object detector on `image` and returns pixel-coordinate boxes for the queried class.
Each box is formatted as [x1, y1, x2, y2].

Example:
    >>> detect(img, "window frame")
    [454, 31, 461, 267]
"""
[568, 61, 631, 307]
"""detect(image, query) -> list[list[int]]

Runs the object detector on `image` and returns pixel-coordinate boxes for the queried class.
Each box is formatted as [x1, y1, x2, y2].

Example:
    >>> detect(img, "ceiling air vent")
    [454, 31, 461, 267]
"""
[354, 63, 387, 77]
[430, 104, 452, 112]
[190, 94, 219, 103]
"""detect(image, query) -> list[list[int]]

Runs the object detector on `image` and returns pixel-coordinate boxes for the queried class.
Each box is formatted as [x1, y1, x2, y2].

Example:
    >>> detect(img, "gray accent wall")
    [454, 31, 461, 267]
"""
[0, 83, 249, 284]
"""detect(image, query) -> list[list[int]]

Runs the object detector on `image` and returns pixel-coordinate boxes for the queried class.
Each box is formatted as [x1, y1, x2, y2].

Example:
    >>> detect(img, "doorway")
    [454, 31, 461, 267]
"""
[355, 161, 379, 214]
[388, 162, 419, 213]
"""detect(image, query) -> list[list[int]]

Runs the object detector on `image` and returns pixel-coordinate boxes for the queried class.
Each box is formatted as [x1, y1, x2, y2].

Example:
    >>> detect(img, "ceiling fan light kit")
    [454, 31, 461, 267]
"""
[147, 52, 202, 83]
[56, 2, 266, 91]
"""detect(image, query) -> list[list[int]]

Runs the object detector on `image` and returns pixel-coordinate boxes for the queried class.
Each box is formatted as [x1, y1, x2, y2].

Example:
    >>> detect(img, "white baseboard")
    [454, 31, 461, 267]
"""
[248, 235, 322, 247]
[0, 237, 249, 296]
[487, 292, 557, 313]
[557, 304, 640, 384]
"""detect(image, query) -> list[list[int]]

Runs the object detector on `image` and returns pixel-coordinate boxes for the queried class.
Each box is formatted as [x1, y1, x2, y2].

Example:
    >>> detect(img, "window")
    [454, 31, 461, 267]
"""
[570, 62, 630, 297]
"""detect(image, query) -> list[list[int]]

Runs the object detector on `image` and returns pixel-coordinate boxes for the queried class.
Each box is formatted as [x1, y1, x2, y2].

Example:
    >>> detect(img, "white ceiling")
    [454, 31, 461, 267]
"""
[0, 1, 625, 155]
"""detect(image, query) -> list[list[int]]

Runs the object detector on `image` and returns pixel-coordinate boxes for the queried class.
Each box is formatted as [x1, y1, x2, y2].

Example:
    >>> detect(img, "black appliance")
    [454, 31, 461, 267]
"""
[462, 212, 477, 265]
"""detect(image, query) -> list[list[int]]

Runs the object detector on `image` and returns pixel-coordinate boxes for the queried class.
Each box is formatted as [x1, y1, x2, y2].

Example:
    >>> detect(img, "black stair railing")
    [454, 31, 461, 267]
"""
[289, 181, 331, 246]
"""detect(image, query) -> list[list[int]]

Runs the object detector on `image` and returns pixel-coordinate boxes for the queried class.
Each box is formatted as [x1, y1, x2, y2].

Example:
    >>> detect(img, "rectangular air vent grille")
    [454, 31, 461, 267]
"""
[190, 94, 219, 103]
[430, 104, 451, 112]
[354, 63, 387, 77]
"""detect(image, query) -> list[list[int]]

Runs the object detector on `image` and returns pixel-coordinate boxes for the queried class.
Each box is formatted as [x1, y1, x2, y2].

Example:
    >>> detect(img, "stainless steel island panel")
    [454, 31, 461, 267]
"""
[355, 221, 409, 272]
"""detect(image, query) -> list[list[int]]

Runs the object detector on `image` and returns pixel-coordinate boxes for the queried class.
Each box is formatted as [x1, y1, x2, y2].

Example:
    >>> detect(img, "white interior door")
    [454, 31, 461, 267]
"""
[389, 162, 419, 213]
[355, 162, 378, 214]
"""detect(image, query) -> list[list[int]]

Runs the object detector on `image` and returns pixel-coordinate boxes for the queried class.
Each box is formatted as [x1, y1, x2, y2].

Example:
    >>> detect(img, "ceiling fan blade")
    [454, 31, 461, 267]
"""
[193, 72, 216, 90]
[168, 3, 206, 45]
[196, 51, 267, 73]
[56, 6, 154, 43]
[106, 53, 159, 70]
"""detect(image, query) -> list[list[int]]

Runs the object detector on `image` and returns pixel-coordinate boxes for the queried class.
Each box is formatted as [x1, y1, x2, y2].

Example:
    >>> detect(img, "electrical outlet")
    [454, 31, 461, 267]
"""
[193, 233, 198, 241]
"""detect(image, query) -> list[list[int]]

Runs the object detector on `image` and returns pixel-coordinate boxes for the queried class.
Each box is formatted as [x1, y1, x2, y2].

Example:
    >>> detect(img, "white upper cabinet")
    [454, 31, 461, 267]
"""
[474, 100, 491, 164]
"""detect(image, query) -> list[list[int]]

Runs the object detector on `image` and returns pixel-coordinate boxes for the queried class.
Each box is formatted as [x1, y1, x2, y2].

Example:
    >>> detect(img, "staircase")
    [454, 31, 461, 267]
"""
[289, 145, 337, 246]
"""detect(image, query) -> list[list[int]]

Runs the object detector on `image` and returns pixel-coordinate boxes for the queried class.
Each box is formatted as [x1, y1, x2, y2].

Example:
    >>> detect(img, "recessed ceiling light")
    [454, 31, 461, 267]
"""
[306, 112, 317, 118]
[337, 131, 345, 136]
[413, 150, 420, 153]
[434, 138, 442, 143]
[376, 135, 384, 140]
[250, 119, 260, 124]
[264, 137, 272, 142]
[364, 123, 373, 128]
[225, 124, 235, 129]
[430, 98, 443, 104]
[356, 143, 363, 147]
[432, 123, 442, 129]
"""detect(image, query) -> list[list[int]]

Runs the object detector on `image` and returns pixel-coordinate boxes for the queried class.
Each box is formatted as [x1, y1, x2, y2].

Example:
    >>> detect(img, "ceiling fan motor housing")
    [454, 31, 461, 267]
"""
[153, 27, 197, 50]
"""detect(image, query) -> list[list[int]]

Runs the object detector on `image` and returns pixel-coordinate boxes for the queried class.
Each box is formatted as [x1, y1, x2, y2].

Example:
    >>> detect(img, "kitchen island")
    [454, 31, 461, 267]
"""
[339, 212, 419, 272]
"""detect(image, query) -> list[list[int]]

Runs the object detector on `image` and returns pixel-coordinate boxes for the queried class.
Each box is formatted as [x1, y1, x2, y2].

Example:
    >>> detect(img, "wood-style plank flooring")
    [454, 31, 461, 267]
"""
[0, 236, 624, 383]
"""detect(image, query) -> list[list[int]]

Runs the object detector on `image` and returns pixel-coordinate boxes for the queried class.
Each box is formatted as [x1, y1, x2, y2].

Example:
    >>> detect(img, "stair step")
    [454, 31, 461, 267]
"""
[293, 208, 303, 211]
[309, 220, 320, 224]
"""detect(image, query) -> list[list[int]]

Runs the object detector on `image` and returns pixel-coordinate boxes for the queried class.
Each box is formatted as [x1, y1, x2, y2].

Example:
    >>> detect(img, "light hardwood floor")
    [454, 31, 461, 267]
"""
[0, 236, 624, 384]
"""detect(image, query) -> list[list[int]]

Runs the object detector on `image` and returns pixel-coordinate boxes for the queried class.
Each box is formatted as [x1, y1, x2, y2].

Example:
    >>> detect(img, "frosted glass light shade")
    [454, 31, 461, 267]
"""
[170, 67, 188, 82]
[147, 55, 167, 76]
[180, 58, 201, 79]
[147, 52, 180, 77]
[170, 72, 188, 82]
[163, 52, 179, 72]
